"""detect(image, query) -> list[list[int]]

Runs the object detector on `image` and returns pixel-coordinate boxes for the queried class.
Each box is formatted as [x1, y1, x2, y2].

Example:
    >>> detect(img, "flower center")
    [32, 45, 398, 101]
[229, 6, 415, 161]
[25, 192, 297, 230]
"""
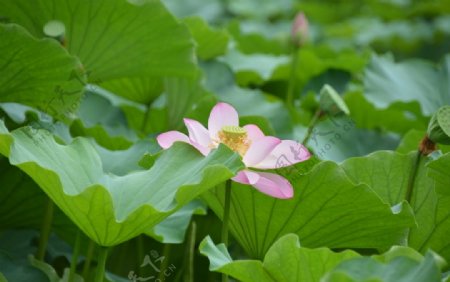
[218, 126, 250, 156]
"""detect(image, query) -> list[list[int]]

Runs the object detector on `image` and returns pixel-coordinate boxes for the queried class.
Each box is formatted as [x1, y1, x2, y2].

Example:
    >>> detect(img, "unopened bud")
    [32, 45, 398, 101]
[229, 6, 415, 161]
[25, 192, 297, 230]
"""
[43, 20, 66, 46]
[291, 12, 309, 47]
[427, 105, 450, 145]
[319, 84, 350, 116]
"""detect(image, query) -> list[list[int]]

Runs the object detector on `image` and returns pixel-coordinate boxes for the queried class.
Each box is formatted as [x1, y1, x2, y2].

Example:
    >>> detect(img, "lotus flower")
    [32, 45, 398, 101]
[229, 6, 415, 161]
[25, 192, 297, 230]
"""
[157, 103, 310, 198]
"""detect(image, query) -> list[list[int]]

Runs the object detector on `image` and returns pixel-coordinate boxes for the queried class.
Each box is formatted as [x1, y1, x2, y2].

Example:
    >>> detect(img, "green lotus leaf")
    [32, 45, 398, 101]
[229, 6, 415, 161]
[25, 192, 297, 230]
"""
[0, 24, 84, 119]
[0, 158, 76, 238]
[202, 159, 415, 259]
[0, 120, 244, 246]
[165, 76, 211, 130]
[219, 49, 290, 86]
[201, 234, 445, 282]
[0, 230, 50, 282]
[342, 151, 450, 261]
[272, 46, 368, 91]
[323, 250, 443, 282]
[228, 0, 293, 19]
[183, 17, 230, 60]
[0, 0, 198, 102]
[147, 200, 207, 244]
[199, 234, 359, 282]
[364, 54, 450, 116]
[427, 153, 450, 196]
[344, 92, 428, 135]
[305, 116, 399, 162]
[69, 89, 139, 150]
[427, 105, 450, 145]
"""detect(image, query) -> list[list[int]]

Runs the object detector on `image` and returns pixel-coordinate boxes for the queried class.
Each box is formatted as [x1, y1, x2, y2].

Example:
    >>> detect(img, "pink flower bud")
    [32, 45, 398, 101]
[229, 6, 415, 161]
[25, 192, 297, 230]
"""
[291, 12, 309, 47]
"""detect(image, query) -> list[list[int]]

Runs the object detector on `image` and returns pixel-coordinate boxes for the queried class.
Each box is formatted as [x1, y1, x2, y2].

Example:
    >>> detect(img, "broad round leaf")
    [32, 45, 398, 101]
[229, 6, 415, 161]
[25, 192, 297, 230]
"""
[0, 121, 244, 246]
[0, 24, 84, 119]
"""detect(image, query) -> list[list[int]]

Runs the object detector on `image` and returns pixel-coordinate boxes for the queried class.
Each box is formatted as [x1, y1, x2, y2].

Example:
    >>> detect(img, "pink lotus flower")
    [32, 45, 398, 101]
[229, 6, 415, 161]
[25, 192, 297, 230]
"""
[157, 103, 310, 199]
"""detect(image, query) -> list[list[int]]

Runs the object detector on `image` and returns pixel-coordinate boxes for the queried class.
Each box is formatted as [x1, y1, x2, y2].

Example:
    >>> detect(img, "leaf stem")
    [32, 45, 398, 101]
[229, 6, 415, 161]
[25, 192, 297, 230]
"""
[158, 243, 172, 281]
[221, 180, 232, 282]
[286, 46, 299, 106]
[94, 246, 108, 282]
[69, 230, 81, 282]
[137, 235, 145, 277]
[405, 149, 422, 203]
[36, 198, 54, 261]
[184, 221, 197, 282]
[140, 102, 152, 134]
[301, 108, 322, 145]
[82, 239, 95, 280]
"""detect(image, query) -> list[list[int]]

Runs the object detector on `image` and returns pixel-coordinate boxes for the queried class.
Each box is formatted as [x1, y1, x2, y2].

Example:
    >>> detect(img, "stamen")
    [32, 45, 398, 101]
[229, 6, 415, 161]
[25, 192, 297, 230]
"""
[218, 126, 250, 156]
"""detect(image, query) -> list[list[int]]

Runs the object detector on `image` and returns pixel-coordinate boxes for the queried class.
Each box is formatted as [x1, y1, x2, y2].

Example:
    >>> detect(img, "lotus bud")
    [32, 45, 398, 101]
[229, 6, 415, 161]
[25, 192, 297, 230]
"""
[427, 105, 450, 145]
[319, 84, 350, 116]
[43, 20, 66, 46]
[291, 12, 309, 48]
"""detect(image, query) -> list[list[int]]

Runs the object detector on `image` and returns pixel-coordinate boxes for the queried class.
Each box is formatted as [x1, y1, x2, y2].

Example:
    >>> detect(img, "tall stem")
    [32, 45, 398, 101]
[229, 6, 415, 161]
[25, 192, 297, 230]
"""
[286, 47, 299, 106]
[69, 230, 81, 282]
[36, 198, 54, 261]
[158, 244, 172, 281]
[221, 180, 232, 282]
[82, 239, 95, 280]
[405, 150, 422, 203]
[140, 102, 152, 134]
[184, 221, 197, 282]
[221, 180, 232, 246]
[94, 246, 108, 282]
[301, 108, 322, 145]
[137, 235, 145, 277]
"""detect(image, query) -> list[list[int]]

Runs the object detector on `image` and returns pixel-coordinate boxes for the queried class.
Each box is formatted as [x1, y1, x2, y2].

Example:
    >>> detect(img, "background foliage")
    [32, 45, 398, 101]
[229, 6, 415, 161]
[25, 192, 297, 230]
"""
[0, 0, 449, 281]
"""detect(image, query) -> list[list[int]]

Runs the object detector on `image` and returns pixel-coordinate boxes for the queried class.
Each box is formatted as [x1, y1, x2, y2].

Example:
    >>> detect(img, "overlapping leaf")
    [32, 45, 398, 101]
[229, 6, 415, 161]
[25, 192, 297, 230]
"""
[0, 158, 75, 237]
[364, 54, 450, 116]
[342, 151, 450, 261]
[427, 153, 450, 196]
[202, 159, 415, 259]
[323, 249, 444, 282]
[0, 120, 244, 246]
[0, 0, 198, 102]
[0, 24, 84, 119]
[200, 234, 444, 282]
[199, 234, 358, 282]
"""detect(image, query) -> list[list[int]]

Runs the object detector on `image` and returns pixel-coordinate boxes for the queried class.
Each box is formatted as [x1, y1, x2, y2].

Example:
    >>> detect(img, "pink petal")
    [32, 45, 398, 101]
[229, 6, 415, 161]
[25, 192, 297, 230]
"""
[243, 136, 281, 167]
[157, 131, 190, 149]
[250, 171, 294, 199]
[190, 141, 211, 156]
[184, 118, 211, 147]
[208, 103, 239, 138]
[253, 140, 311, 169]
[232, 170, 260, 185]
[243, 124, 265, 142]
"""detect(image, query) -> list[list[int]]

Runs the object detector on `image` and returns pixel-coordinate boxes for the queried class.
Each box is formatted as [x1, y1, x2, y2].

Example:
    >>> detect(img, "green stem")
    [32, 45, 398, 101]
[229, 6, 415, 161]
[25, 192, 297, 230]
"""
[69, 230, 81, 282]
[158, 243, 172, 281]
[140, 102, 152, 134]
[286, 46, 299, 106]
[301, 108, 322, 145]
[221, 180, 232, 282]
[405, 150, 422, 203]
[94, 246, 108, 282]
[222, 180, 232, 246]
[184, 221, 197, 282]
[82, 239, 95, 280]
[36, 198, 54, 261]
[137, 235, 145, 277]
